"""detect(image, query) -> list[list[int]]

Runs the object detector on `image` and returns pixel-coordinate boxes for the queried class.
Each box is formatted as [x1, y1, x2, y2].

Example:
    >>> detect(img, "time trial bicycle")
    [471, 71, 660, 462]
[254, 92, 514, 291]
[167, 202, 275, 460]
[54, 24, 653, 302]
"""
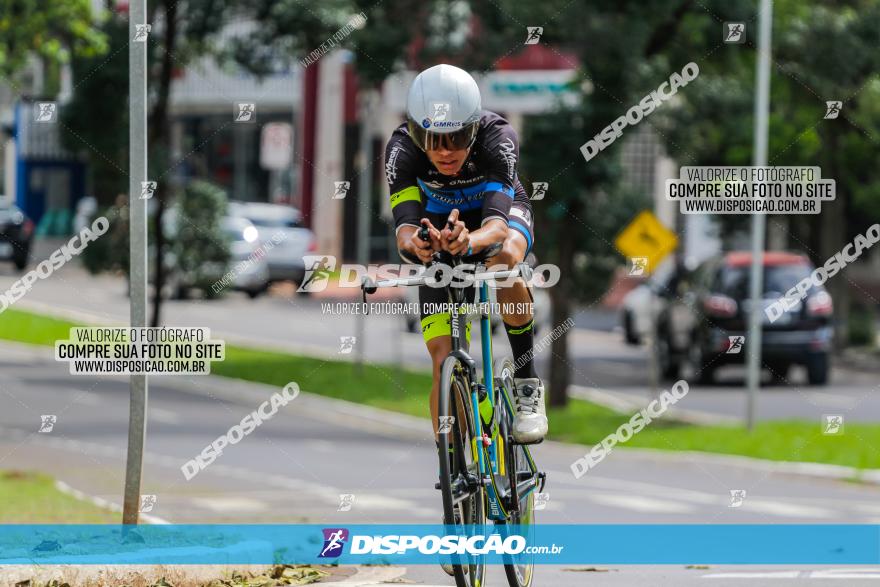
[361, 227, 546, 587]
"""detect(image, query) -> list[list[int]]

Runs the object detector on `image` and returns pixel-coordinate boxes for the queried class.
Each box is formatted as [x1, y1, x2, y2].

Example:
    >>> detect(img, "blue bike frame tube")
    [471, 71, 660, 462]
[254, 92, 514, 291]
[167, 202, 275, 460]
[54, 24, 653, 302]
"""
[479, 282, 494, 398]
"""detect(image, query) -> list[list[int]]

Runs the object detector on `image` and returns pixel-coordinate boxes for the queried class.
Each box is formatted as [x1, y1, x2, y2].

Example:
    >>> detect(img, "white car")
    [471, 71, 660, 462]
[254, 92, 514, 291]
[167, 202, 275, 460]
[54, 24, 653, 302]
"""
[153, 209, 269, 299]
[221, 216, 271, 298]
[227, 202, 316, 286]
[620, 264, 676, 345]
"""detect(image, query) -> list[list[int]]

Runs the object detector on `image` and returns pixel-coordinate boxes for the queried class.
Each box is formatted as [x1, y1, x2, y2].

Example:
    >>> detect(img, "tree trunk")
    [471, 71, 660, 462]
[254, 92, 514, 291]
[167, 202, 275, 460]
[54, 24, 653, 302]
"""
[147, 0, 178, 327]
[547, 218, 576, 408]
[819, 129, 850, 349]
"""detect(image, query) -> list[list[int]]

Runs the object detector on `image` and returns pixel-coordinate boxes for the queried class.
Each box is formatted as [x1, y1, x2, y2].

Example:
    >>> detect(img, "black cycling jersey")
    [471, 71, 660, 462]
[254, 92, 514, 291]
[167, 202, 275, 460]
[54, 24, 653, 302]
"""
[384, 110, 531, 236]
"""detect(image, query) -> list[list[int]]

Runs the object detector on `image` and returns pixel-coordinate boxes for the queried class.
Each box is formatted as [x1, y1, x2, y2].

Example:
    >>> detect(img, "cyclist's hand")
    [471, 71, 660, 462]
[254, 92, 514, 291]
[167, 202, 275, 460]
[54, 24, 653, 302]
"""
[401, 220, 436, 264]
[441, 209, 470, 255]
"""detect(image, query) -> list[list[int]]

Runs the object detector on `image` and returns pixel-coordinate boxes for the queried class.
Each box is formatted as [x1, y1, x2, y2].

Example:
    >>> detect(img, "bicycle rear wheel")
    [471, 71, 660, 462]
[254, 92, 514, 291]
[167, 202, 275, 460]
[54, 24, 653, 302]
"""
[494, 357, 536, 587]
[438, 355, 486, 587]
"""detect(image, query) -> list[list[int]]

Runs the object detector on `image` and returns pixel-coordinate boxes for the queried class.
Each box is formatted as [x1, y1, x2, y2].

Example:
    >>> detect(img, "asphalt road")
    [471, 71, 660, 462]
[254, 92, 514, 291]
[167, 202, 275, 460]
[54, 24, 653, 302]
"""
[2, 341, 880, 585]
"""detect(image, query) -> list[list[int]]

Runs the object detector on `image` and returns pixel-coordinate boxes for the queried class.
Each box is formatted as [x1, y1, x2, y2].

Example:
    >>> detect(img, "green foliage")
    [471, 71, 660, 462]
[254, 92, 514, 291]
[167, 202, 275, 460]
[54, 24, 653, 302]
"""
[0, 0, 107, 78]
[848, 302, 876, 347]
[171, 180, 231, 291]
[80, 200, 129, 276]
[60, 18, 128, 206]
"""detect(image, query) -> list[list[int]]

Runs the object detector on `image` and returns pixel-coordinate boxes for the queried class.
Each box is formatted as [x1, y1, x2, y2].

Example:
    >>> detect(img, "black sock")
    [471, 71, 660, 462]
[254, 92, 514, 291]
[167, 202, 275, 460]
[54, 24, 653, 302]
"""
[504, 319, 536, 379]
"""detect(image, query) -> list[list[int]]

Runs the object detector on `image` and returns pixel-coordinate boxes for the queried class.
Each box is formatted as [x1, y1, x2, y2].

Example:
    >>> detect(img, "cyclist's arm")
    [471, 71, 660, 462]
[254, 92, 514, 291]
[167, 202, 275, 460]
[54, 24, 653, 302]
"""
[386, 136, 435, 262]
[468, 218, 508, 253]
[472, 119, 519, 252]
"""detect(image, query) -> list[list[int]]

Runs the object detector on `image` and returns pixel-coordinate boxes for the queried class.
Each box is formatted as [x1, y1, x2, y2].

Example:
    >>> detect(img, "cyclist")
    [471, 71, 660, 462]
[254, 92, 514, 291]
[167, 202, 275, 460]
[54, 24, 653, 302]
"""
[384, 63, 548, 445]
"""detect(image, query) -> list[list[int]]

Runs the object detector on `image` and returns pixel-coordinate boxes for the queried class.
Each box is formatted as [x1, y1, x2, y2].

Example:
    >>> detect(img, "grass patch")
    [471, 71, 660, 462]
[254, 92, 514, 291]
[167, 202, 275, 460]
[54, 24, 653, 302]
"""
[0, 470, 119, 523]
[3, 307, 880, 470]
[547, 401, 880, 470]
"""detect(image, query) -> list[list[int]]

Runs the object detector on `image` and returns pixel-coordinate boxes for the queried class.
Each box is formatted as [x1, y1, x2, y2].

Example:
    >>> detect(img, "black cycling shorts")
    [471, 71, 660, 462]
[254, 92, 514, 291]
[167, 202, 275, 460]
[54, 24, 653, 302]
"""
[418, 200, 534, 343]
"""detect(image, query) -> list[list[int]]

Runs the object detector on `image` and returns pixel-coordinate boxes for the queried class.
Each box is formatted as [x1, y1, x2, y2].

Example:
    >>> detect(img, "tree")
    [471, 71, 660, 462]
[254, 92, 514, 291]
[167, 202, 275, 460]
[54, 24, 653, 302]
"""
[651, 0, 880, 347]
[0, 0, 106, 80]
[460, 0, 701, 406]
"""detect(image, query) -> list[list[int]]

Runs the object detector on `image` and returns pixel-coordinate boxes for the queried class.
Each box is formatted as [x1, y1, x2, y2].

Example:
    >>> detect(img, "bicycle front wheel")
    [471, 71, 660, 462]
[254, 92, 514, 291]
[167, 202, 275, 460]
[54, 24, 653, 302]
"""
[438, 355, 486, 587]
[495, 356, 536, 587]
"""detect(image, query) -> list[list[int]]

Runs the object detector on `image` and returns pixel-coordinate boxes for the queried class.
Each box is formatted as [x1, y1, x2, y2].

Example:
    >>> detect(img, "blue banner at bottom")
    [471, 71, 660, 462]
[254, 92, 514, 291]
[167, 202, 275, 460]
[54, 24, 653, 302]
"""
[0, 525, 877, 565]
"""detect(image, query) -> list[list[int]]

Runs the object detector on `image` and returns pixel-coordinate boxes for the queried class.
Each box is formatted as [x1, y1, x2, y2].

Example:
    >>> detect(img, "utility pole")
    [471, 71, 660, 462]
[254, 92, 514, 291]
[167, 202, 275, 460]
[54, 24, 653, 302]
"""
[746, 0, 773, 431]
[122, 0, 149, 524]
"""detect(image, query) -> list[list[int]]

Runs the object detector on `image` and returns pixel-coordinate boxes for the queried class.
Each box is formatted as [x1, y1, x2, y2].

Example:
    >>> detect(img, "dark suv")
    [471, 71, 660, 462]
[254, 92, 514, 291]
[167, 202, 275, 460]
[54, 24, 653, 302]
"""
[656, 252, 833, 385]
[0, 201, 33, 270]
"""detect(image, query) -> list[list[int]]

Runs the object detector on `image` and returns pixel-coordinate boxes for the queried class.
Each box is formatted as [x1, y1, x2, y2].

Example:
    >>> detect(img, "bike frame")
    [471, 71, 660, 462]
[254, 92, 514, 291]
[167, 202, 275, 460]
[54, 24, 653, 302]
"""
[363, 257, 540, 521]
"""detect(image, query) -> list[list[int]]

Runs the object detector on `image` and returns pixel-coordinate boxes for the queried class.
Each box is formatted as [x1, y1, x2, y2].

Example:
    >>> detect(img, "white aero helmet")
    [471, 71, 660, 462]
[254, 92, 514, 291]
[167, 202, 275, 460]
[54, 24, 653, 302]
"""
[406, 64, 481, 152]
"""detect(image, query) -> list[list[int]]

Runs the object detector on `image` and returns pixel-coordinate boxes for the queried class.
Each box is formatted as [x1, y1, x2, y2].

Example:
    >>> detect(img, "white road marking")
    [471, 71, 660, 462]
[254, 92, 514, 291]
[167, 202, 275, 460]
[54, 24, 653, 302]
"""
[704, 570, 801, 578]
[705, 569, 880, 579]
[149, 408, 181, 424]
[6, 428, 421, 515]
[737, 500, 835, 519]
[190, 496, 267, 512]
[804, 392, 860, 409]
[54, 480, 170, 524]
[587, 493, 697, 514]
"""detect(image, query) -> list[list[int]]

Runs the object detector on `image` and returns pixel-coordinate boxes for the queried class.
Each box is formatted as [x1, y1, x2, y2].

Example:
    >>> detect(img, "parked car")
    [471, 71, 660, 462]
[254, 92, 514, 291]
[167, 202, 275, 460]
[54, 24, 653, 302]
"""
[656, 251, 833, 385]
[620, 263, 677, 345]
[219, 216, 271, 298]
[0, 200, 34, 270]
[227, 202, 315, 286]
[153, 209, 269, 299]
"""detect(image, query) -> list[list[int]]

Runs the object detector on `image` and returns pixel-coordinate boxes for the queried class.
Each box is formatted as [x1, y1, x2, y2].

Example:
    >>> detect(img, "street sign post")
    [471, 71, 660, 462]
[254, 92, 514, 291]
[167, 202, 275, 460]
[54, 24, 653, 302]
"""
[746, 0, 774, 431]
[123, 0, 149, 525]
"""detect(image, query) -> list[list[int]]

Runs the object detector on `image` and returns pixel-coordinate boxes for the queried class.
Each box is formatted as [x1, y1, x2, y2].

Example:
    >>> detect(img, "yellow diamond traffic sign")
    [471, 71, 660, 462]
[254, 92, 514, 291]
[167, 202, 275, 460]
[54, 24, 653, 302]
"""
[614, 210, 678, 274]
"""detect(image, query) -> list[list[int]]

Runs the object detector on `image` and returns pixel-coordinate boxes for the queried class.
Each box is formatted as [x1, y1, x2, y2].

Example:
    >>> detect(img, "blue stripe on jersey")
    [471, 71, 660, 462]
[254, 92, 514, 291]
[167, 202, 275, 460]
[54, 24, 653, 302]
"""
[509, 220, 532, 252]
[418, 179, 515, 213]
